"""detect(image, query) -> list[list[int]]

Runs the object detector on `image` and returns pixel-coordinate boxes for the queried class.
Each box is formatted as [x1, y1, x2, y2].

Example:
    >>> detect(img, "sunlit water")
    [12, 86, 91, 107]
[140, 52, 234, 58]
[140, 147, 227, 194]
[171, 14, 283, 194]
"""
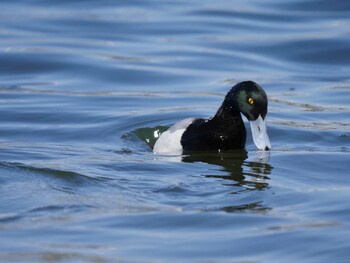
[0, 0, 350, 262]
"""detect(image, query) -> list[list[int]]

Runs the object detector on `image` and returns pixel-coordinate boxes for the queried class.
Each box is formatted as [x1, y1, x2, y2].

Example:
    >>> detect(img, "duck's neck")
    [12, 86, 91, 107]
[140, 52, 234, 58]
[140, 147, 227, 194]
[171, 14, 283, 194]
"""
[206, 105, 246, 150]
[213, 105, 243, 125]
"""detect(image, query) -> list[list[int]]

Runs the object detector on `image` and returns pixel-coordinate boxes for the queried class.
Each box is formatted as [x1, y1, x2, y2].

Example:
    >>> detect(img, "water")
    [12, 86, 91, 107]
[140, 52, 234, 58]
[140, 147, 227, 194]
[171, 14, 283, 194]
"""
[0, 0, 349, 262]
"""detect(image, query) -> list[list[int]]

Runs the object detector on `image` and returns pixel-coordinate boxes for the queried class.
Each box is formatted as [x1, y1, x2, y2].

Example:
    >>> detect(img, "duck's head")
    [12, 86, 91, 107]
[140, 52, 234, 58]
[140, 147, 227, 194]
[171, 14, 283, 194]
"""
[224, 81, 271, 151]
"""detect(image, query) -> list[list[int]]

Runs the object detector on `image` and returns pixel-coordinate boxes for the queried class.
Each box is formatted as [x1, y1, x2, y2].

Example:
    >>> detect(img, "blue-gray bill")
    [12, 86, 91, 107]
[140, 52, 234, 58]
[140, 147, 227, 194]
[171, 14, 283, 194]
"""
[249, 115, 271, 151]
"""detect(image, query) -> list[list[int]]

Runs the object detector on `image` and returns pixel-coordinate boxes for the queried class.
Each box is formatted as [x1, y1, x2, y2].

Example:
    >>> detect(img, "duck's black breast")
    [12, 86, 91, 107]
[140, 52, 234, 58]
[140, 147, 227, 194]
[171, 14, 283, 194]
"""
[180, 116, 246, 152]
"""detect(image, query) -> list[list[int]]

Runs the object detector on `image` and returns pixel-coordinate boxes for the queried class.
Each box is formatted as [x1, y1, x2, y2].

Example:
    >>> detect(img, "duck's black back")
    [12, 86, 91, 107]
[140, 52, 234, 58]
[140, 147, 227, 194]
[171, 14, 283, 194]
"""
[180, 115, 246, 152]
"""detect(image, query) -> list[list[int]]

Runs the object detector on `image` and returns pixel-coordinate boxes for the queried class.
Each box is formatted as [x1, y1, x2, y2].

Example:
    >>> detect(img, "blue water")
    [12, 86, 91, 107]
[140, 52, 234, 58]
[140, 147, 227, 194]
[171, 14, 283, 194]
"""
[0, 0, 350, 262]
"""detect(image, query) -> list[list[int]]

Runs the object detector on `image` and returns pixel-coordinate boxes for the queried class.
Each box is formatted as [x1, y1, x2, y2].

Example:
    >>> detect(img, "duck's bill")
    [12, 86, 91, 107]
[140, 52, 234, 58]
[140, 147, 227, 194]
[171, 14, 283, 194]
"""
[249, 115, 271, 151]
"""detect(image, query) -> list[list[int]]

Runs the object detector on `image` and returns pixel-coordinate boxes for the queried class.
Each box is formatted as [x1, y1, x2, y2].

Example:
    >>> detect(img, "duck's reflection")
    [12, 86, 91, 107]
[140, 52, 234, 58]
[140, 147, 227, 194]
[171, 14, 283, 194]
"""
[182, 150, 273, 213]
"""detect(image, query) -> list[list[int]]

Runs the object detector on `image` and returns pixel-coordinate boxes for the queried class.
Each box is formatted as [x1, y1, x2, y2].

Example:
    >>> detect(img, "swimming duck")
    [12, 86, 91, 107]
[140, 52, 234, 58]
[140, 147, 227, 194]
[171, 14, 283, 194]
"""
[153, 80, 271, 154]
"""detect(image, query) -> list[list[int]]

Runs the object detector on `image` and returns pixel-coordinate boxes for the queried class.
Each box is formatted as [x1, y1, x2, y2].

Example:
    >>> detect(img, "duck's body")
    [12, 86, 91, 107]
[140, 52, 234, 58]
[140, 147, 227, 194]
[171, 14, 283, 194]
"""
[153, 81, 271, 154]
[181, 110, 246, 152]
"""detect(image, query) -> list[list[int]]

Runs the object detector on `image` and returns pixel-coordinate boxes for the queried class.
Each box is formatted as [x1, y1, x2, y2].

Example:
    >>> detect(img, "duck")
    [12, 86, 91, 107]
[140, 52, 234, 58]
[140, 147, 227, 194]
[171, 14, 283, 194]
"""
[153, 80, 271, 154]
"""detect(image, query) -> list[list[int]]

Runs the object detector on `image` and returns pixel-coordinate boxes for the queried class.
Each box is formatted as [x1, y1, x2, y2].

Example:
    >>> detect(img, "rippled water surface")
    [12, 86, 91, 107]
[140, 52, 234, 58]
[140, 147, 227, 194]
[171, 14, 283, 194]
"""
[1, 0, 350, 262]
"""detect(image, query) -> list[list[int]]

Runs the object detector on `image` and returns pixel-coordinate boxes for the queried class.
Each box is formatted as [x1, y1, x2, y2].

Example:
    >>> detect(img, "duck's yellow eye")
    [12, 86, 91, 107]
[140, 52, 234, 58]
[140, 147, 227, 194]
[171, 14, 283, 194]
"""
[248, 97, 254, 105]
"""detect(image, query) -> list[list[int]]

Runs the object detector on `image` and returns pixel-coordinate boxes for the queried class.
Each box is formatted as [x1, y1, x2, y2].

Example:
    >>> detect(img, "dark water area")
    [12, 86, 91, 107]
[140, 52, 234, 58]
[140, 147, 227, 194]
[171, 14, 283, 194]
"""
[0, 0, 350, 262]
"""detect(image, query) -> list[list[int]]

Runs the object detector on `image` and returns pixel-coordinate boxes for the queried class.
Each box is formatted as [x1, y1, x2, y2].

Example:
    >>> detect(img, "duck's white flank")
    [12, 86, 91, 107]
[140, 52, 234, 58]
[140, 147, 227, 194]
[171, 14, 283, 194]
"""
[153, 118, 195, 154]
